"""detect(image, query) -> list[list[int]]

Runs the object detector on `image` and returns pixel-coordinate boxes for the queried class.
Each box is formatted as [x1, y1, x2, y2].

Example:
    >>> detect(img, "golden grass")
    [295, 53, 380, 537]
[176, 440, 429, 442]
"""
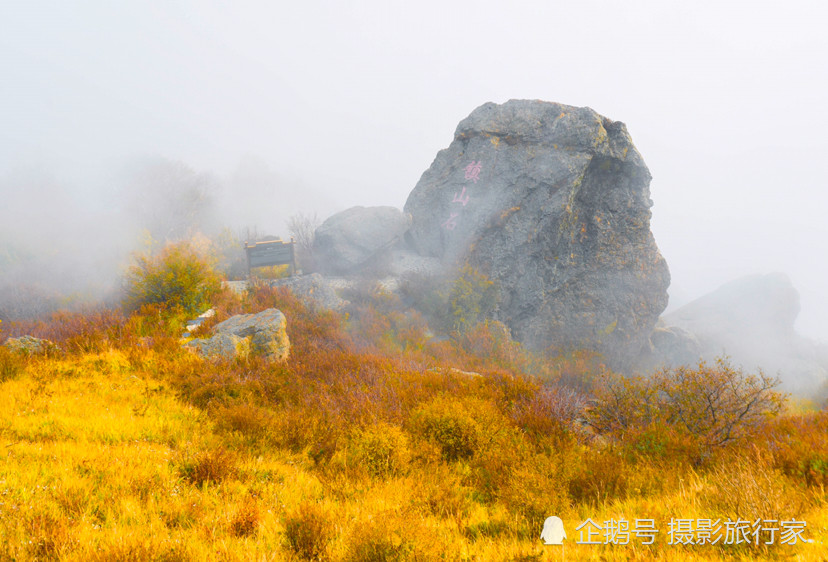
[1, 290, 826, 561]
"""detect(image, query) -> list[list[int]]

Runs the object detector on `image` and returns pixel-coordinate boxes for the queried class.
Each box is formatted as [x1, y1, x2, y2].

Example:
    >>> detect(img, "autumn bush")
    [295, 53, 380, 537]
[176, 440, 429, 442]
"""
[765, 409, 828, 488]
[244, 284, 346, 353]
[179, 446, 238, 486]
[705, 448, 807, 522]
[122, 241, 222, 316]
[399, 265, 498, 336]
[283, 502, 335, 561]
[445, 265, 499, 334]
[499, 454, 573, 533]
[0, 345, 25, 382]
[588, 358, 785, 465]
[349, 421, 411, 478]
[459, 320, 523, 372]
[509, 384, 588, 448]
[229, 496, 261, 538]
[568, 448, 634, 505]
[541, 348, 604, 391]
[345, 512, 420, 562]
[2, 307, 127, 354]
[409, 395, 493, 462]
[410, 463, 471, 521]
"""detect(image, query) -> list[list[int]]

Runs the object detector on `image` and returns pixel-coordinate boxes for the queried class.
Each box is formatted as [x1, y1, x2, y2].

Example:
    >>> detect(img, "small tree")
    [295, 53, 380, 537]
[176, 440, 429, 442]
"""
[588, 358, 785, 462]
[123, 241, 221, 315]
[656, 358, 784, 447]
[287, 212, 320, 272]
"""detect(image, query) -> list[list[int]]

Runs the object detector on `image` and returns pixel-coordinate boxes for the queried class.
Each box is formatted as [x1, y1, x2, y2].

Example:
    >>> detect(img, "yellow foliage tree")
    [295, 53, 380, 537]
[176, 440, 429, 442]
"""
[122, 241, 221, 316]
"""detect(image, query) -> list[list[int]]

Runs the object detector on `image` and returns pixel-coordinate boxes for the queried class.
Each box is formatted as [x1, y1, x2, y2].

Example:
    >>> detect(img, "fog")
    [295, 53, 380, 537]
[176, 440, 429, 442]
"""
[1, 1, 827, 342]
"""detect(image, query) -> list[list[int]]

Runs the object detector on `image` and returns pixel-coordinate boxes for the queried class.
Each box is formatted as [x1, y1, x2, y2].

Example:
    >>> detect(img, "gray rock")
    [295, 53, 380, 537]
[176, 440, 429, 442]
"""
[657, 273, 827, 395]
[403, 100, 670, 368]
[185, 308, 215, 334]
[640, 323, 703, 372]
[3, 335, 58, 355]
[663, 273, 800, 343]
[185, 308, 289, 361]
[185, 333, 249, 359]
[313, 206, 411, 275]
[223, 280, 248, 296]
[270, 273, 346, 310]
[387, 248, 443, 278]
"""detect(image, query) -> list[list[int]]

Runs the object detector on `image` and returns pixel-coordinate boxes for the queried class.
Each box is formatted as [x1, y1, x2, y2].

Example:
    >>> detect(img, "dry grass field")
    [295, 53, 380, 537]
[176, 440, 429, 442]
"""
[1, 261, 825, 560]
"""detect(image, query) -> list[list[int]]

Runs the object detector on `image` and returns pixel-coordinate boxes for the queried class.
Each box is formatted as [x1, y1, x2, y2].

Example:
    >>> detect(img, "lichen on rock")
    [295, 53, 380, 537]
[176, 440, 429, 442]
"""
[3, 335, 59, 355]
[184, 308, 289, 361]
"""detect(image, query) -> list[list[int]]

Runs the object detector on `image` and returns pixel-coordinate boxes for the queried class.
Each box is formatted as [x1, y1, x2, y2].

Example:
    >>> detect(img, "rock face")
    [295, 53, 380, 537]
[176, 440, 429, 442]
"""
[314, 206, 411, 275]
[185, 308, 289, 361]
[404, 100, 670, 367]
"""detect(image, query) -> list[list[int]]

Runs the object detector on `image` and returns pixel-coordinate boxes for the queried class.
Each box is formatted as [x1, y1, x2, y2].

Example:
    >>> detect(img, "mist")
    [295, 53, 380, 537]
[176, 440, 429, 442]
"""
[2, 2, 827, 372]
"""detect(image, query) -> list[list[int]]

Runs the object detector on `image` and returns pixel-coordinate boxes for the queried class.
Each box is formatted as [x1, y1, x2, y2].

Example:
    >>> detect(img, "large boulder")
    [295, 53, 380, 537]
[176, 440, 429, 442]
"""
[404, 100, 670, 367]
[185, 308, 289, 361]
[314, 206, 410, 275]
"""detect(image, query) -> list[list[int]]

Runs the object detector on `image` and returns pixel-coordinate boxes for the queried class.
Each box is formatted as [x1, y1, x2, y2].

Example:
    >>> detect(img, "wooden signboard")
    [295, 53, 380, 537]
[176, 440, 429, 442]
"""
[244, 239, 296, 277]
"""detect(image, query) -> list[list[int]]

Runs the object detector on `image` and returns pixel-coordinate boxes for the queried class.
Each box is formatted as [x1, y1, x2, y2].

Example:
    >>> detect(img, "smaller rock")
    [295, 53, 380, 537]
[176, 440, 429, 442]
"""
[313, 206, 410, 275]
[3, 335, 58, 355]
[185, 308, 289, 361]
[270, 273, 346, 310]
[223, 281, 248, 296]
[639, 323, 702, 371]
[186, 309, 215, 333]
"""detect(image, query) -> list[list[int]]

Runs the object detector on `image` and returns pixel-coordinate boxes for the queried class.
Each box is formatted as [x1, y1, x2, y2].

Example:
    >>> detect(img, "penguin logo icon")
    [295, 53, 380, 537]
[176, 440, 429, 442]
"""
[540, 516, 566, 545]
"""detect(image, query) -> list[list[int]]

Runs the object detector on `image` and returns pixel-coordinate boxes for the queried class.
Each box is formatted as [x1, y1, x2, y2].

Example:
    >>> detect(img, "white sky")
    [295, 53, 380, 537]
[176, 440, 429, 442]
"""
[1, 0, 827, 338]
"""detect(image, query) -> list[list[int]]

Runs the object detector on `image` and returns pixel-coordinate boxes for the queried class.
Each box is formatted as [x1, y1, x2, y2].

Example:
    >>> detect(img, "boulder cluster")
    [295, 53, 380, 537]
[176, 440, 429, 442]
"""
[313, 100, 670, 369]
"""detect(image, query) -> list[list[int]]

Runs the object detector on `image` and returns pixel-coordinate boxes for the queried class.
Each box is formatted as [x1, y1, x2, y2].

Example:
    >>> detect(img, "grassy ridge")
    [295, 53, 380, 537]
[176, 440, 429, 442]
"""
[0, 285, 826, 561]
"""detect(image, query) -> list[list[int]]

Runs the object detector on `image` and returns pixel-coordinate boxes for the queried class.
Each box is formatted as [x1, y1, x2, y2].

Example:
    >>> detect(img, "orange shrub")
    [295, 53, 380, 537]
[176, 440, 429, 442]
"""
[179, 447, 238, 486]
[588, 359, 785, 465]
[349, 422, 411, 478]
[283, 502, 335, 561]
[765, 410, 828, 488]
[3, 307, 126, 353]
[0, 345, 25, 382]
[409, 395, 496, 462]
[229, 496, 261, 538]
[509, 384, 587, 449]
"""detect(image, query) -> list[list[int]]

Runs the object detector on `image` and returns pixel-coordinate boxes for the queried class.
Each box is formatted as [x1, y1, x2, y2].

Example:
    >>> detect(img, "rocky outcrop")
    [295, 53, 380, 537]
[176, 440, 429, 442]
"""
[663, 273, 800, 344]
[652, 273, 827, 394]
[314, 206, 411, 276]
[185, 308, 289, 361]
[403, 100, 670, 367]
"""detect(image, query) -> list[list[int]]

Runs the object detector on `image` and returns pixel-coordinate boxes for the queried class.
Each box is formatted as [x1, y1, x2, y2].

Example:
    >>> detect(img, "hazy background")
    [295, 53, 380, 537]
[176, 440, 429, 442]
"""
[1, 1, 827, 339]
